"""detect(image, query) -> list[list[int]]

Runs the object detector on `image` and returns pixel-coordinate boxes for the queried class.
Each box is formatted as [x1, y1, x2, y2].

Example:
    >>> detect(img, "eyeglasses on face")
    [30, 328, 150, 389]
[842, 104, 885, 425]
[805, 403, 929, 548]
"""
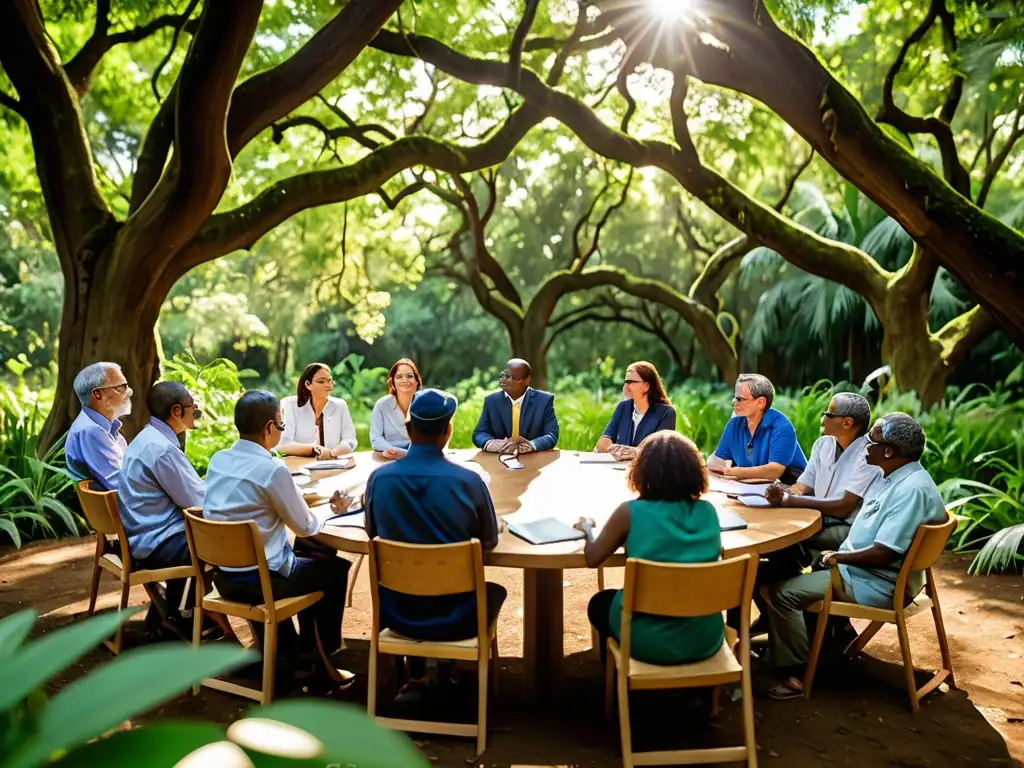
[733, 395, 751, 403]
[499, 372, 524, 382]
[864, 432, 885, 447]
[312, 378, 334, 386]
[269, 420, 286, 432]
[623, 379, 643, 386]
[94, 382, 130, 395]
[821, 411, 845, 419]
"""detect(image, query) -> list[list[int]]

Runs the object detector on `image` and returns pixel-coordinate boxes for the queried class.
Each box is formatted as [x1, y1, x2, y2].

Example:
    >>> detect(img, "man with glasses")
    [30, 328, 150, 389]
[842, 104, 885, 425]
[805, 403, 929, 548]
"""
[473, 358, 559, 453]
[117, 381, 208, 632]
[65, 362, 133, 489]
[708, 373, 806, 484]
[765, 393, 882, 552]
[204, 390, 355, 692]
[763, 413, 946, 700]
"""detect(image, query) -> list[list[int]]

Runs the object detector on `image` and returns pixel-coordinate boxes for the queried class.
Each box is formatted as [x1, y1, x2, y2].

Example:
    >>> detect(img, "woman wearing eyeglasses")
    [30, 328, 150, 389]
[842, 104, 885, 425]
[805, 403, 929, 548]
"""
[369, 358, 422, 459]
[594, 361, 676, 461]
[278, 362, 358, 459]
[707, 373, 806, 484]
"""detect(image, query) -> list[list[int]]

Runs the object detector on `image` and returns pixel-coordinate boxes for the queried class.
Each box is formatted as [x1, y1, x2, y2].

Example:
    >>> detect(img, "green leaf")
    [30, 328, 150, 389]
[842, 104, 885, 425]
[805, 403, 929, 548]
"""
[0, 610, 139, 711]
[50, 722, 226, 767]
[238, 700, 430, 768]
[0, 609, 37, 660]
[4, 645, 256, 768]
[0, 517, 22, 549]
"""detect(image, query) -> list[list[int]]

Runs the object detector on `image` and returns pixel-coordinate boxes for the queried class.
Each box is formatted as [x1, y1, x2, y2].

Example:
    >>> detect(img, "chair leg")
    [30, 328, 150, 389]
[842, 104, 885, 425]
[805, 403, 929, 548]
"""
[88, 553, 102, 615]
[615, 673, 633, 768]
[346, 554, 363, 608]
[604, 647, 615, 722]
[741, 667, 758, 768]
[367, 641, 378, 718]
[850, 620, 885, 655]
[597, 567, 605, 591]
[711, 685, 720, 717]
[191, 602, 204, 695]
[930, 583, 956, 689]
[895, 614, 919, 713]
[489, 636, 499, 699]
[476, 655, 489, 757]
[802, 610, 830, 698]
[112, 581, 131, 655]
[261, 622, 277, 705]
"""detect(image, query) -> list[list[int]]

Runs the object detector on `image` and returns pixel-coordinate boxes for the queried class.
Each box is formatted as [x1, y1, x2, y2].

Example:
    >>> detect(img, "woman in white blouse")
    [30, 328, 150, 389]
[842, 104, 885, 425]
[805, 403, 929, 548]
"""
[278, 362, 358, 458]
[369, 358, 421, 459]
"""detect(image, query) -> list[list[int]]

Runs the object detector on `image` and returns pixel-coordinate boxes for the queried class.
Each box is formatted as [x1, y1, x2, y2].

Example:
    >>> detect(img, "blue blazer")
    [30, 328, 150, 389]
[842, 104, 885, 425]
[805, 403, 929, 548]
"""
[472, 389, 559, 451]
[602, 400, 677, 447]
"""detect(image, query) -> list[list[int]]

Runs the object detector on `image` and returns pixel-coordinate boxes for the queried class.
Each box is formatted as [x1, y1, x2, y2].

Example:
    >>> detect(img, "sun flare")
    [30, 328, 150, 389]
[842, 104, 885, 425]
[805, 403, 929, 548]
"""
[647, 0, 693, 23]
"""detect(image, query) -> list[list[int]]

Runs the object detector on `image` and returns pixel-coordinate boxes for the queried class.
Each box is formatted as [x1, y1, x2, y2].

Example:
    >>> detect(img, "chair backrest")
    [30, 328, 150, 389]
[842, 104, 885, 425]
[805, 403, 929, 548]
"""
[76, 479, 123, 537]
[624, 554, 758, 618]
[369, 538, 482, 596]
[183, 510, 262, 569]
[618, 554, 758, 662]
[905, 513, 957, 571]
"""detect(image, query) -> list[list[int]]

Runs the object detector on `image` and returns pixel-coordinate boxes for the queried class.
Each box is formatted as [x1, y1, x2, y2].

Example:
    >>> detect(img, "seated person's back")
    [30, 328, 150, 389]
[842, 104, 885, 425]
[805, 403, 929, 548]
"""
[577, 432, 724, 665]
[367, 388, 501, 640]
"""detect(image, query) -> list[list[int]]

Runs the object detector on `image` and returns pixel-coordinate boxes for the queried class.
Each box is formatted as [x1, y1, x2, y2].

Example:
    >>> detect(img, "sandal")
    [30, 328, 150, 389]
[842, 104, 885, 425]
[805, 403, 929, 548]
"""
[395, 677, 433, 705]
[767, 676, 804, 700]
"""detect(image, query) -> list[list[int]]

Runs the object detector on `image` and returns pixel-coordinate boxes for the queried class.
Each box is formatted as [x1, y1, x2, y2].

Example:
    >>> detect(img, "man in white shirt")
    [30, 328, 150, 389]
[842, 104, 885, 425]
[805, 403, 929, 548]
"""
[118, 381, 205, 630]
[204, 390, 354, 689]
[765, 393, 882, 551]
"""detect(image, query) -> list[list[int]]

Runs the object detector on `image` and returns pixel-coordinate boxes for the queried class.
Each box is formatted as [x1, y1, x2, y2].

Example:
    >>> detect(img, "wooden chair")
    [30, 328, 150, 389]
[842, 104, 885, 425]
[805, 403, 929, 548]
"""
[183, 510, 324, 704]
[367, 538, 499, 757]
[803, 514, 957, 712]
[77, 480, 197, 654]
[605, 553, 759, 768]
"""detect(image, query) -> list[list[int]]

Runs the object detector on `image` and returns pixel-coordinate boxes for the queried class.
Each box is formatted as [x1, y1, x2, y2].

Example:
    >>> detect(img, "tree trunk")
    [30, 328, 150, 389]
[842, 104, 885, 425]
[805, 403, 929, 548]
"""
[40, 240, 169, 450]
[879, 288, 948, 407]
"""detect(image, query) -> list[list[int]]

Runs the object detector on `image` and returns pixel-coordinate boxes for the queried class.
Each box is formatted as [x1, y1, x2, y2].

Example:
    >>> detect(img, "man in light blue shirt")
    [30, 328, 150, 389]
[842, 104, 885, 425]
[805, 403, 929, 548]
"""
[65, 362, 133, 489]
[204, 390, 354, 690]
[764, 413, 947, 700]
[118, 381, 205, 624]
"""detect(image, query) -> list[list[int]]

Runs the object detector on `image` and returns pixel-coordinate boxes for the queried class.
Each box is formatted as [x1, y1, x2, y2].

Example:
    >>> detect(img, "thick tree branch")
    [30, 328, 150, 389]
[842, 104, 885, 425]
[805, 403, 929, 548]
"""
[509, 0, 541, 90]
[130, 82, 177, 212]
[0, 0, 112, 266]
[270, 115, 394, 151]
[226, 0, 402, 156]
[151, 0, 201, 101]
[874, 0, 968, 195]
[688, 235, 754, 309]
[120, 1, 263, 265]
[935, 306, 998, 370]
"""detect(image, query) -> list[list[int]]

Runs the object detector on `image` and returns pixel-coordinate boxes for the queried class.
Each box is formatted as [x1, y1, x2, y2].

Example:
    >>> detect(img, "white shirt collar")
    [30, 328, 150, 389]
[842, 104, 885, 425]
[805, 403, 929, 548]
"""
[505, 387, 530, 406]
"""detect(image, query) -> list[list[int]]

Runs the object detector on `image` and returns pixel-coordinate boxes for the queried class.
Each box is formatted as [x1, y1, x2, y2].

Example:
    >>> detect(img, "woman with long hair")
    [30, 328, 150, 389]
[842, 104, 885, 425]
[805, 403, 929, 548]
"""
[369, 358, 423, 459]
[594, 361, 676, 461]
[278, 362, 357, 458]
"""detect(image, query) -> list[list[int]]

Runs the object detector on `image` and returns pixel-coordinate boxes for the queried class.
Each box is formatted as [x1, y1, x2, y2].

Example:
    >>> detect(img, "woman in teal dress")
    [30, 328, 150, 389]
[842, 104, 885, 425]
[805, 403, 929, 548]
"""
[575, 431, 724, 665]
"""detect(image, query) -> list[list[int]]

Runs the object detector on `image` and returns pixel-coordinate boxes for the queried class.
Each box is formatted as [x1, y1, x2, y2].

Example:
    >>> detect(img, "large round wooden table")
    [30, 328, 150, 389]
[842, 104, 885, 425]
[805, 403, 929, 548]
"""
[287, 450, 821, 701]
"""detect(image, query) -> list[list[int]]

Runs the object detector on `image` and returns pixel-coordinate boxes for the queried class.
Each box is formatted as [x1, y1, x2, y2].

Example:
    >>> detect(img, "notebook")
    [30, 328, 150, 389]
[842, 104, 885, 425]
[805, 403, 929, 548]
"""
[735, 494, 769, 508]
[303, 457, 356, 471]
[578, 453, 621, 464]
[325, 508, 365, 528]
[507, 517, 585, 545]
[717, 508, 749, 531]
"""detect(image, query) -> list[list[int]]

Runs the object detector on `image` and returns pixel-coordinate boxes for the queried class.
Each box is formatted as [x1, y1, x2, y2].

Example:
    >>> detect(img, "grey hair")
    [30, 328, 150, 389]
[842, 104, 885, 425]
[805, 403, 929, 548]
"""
[737, 373, 775, 410]
[831, 392, 871, 436]
[73, 362, 122, 406]
[877, 412, 926, 460]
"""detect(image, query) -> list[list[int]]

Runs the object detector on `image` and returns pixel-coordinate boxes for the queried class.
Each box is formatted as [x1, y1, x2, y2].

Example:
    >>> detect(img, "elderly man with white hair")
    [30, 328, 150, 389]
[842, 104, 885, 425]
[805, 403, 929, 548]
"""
[65, 362, 133, 490]
[763, 412, 947, 700]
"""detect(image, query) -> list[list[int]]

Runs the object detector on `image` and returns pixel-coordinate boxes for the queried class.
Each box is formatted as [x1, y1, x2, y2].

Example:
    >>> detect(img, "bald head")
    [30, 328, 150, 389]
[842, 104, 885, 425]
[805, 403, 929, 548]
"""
[500, 358, 532, 399]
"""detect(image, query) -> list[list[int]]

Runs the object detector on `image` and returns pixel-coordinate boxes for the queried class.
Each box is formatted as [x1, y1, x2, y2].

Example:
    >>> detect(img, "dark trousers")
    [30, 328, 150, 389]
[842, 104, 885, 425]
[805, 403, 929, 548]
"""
[214, 554, 350, 656]
[134, 530, 192, 620]
[726, 545, 808, 631]
[389, 582, 507, 679]
[588, 589, 617, 661]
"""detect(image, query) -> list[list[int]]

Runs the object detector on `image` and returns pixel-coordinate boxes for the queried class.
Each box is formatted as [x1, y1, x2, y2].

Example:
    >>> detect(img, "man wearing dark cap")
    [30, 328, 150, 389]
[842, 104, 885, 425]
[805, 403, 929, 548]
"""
[473, 358, 559, 453]
[117, 380, 206, 629]
[365, 388, 505, 702]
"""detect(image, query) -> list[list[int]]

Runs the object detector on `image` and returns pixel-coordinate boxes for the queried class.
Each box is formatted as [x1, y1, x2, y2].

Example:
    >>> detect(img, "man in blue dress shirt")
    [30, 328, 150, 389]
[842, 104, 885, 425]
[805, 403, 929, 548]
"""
[763, 413, 947, 700]
[65, 362, 134, 489]
[367, 388, 505, 702]
[118, 381, 206, 628]
[473, 358, 559, 453]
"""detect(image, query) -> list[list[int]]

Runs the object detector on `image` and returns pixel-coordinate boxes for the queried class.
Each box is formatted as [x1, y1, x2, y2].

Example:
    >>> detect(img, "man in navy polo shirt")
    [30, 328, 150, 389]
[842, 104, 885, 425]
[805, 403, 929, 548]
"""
[708, 373, 807, 485]
[365, 388, 505, 703]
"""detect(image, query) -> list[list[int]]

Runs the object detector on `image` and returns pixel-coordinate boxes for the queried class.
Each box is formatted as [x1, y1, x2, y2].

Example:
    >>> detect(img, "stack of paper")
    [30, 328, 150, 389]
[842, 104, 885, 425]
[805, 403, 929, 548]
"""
[578, 453, 622, 464]
[303, 457, 356, 471]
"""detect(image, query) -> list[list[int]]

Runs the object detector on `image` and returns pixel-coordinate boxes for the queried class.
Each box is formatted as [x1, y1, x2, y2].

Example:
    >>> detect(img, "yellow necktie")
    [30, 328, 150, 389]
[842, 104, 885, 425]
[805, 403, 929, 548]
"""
[511, 401, 521, 439]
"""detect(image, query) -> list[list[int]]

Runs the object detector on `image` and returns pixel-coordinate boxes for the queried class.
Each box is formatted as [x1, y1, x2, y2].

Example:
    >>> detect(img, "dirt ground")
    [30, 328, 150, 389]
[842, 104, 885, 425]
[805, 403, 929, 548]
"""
[2, 539, 1023, 767]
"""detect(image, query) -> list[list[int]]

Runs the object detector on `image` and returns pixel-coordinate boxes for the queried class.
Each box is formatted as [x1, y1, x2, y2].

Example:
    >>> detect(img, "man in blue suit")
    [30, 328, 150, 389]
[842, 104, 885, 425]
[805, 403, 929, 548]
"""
[473, 359, 559, 453]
